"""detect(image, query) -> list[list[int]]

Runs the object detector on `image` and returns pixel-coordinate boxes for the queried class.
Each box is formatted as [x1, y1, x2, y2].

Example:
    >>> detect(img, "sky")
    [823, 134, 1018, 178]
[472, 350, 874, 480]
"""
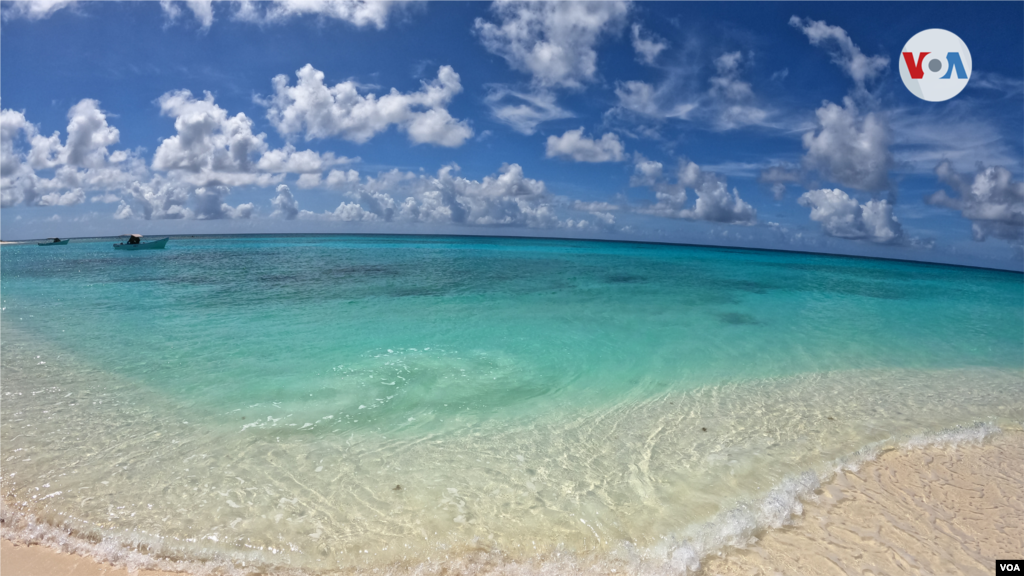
[1, 1, 1022, 270]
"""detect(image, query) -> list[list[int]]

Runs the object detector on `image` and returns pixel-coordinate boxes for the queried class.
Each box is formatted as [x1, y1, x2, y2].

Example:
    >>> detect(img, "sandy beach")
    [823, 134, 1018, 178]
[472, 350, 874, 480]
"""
[3, 430, 1020, 576]
[701, 429, 1024, 576]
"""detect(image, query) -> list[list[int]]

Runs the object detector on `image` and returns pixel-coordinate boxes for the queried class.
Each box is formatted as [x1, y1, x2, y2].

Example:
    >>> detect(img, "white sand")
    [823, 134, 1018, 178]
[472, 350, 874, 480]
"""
[700, 430, 1024, 575]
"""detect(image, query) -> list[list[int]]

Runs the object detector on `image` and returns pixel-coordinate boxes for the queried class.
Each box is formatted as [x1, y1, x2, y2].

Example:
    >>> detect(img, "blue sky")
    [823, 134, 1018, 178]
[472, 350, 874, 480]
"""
[2, 1, 1022, 269]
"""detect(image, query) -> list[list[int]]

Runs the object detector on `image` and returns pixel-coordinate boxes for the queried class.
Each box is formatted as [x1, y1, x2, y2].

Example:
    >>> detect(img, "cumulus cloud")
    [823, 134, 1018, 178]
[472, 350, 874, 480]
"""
[630, 156, 757, 224]
[194, 185, 254, 219]
[261, 64, 472, 147]
[7, 99, 122, 171]
[474, 1, 629, 89]
[90, 192, 121, 204]
[1, 0, 77, 21]
[1, 101, 148, 207]
[153, 89, 338, 187]
[295, 163, 588, 230]
[415, 163, 555, 227]
[927, 162, 1023, 243]
[270, 184, 299, 219]
[631, 23, 667, 66]
[801, 97, 891, 193]
[156, 0, 419, 29]
[113, 176, 254, 221]
[9, 0, 407, 29]
[789, 16, 888, 90]
[299, 201, 380, 222]
[483, 87, 573, 134]
[37, 188, 86, 206]
[117, 177, 192, 220]
[798, 187, 902, 243]
[1, 109, 35, 178]
[546, 128, 625, 163]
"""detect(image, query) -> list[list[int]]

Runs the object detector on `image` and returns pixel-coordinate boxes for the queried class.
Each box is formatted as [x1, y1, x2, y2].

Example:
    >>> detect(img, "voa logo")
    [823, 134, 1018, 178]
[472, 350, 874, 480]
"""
[998, 560, 1024, 574]
[899, 29, 972, 102]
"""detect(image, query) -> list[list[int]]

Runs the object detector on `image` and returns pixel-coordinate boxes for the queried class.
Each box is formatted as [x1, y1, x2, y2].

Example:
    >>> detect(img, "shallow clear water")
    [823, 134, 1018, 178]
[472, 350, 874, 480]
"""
[2, 235, 1022, 574]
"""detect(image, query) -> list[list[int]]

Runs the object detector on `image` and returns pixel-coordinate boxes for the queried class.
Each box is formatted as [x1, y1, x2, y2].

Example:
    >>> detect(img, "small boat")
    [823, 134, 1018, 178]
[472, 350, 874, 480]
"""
[38, 238, 69, 246]
[114, 234, 169, 250]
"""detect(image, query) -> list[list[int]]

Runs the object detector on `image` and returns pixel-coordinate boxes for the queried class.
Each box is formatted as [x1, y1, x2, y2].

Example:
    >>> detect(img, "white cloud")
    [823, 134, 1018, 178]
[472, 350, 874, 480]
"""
[802, 97, 891, 193]
[419, 163, 552, 227]
[707, 51, 769, 130]
[223, 201, 255, 219]
[546, 128, 625, 163]
[9, 0, 406, 29]
[631, 157, 756, 224]
[7, 99, 121, 171]
[191, 185, 254, 220]
[113, 201, 135, 220]
[270, 184, 299, 219]
[629, 155, 664, 187]
[300, 202, 379, 222]
[927, 162, 1023, 244]
[90, 192, 122, 204]
[611, 51, 767, 131]
[969, 72, 1024, 96]
[153, 89, 268, 179]
[612, 79, 699, 121]
[572, 199, 620, 212]
[483, 87, 573, 135]
[889, 107, 1022, 174]
[261, 64, 472, 147]
[153, 89, 336, 188]
[37, 188, 85, 206]
[1, 0, 77, 21]
[325, 168, 362, 188]
[119, 177, 193, 220]
[789, 16, 888, 90]
[798, 188, 902, 243]
[155, 0, 419, 29]
[1, 101, 148, 207]
[64, 99, 121, 168]
[474, 1, 629, 89]
[1, 109, 35, 178]
[295, 173, 322, 189]
[302, 163, 583, 230]
[709, 52, 751, 100]
[256, 0, 419, 27]
[631, 23, 667, 66]
[255, 144, 349, 173]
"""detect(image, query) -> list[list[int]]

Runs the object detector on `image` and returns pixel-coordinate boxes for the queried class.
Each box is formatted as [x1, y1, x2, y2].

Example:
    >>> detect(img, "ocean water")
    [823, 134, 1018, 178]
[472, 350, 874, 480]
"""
[1, 235, 1021, 575]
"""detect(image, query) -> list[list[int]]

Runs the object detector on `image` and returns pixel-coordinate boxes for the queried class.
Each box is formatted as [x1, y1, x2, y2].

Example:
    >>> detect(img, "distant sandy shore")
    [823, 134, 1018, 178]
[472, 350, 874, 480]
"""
[3, 431, 1022, 576]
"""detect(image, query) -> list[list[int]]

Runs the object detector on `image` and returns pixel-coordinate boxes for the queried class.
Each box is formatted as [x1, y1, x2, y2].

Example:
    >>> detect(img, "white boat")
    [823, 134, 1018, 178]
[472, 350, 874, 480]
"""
[114, 234, 169, 250]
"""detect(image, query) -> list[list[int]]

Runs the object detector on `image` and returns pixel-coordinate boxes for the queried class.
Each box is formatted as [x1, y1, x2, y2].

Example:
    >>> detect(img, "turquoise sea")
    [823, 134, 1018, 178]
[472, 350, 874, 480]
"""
[2, 235, 1022, 575]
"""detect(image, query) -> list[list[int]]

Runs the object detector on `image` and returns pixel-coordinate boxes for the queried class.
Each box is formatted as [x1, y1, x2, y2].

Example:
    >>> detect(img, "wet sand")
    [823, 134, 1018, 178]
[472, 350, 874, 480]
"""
[3, 430, 1021, 576]
[0, 540, 177, 576]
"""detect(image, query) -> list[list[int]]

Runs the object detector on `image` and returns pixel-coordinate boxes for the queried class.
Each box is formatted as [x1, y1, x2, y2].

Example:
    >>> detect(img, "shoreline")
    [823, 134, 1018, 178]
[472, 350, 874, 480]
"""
[700, 428, 1024, 575]
[3, 429, 1020, 576]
